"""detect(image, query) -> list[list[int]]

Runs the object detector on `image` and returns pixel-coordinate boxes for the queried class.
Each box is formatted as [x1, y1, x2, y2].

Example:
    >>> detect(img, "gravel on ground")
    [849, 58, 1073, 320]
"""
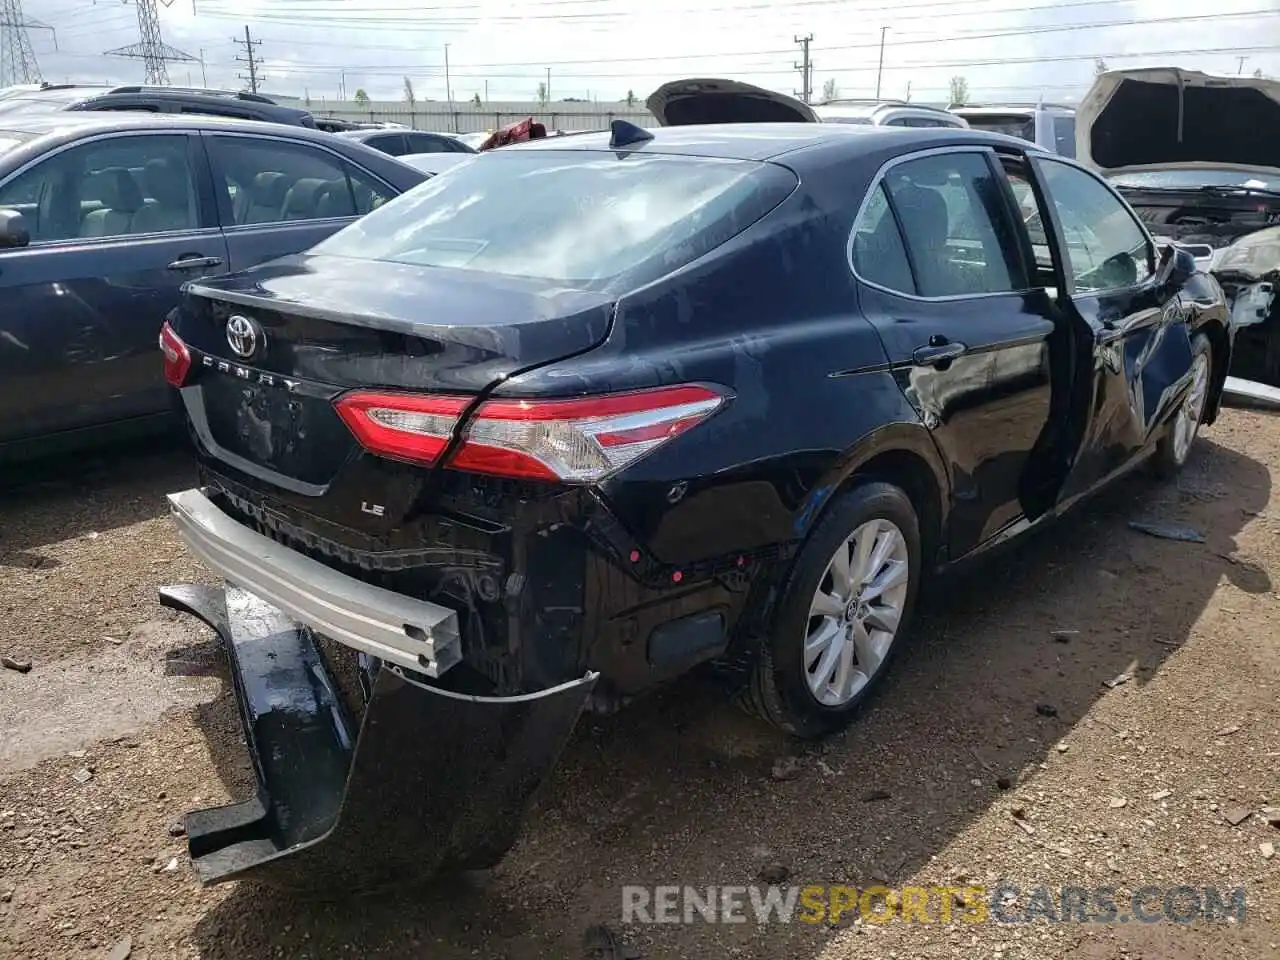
[1, 417, 1277, 960]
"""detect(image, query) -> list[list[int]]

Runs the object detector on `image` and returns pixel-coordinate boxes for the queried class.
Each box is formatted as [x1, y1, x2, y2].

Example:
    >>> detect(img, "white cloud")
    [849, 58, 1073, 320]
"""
[27, 0, 1280, 104]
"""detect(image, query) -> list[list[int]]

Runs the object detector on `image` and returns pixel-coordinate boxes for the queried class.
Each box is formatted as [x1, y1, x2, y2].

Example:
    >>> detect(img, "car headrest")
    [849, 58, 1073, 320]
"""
[86, 167, 144, 214]
[282, 177, 326, 216]
[892, 184, 949, 249]
[144, 158, 188, 207]
[249, 171, 290, 207]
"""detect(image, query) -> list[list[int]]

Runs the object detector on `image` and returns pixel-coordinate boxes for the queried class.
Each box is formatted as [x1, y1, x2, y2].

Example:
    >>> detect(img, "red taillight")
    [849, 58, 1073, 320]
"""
[334, 392, 472, 466]
[159, 321, 191, 387]
[334, 384, 727, 482]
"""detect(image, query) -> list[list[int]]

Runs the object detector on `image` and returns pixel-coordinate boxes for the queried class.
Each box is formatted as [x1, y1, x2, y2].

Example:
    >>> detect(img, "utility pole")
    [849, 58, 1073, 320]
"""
[1237, 56, 1247, 75]
[875, 26, 889, 99]
[794, 33, 813, 103]
[546, 66, 551, 104]
[443, 43, 454, 131]
[233, 24, 261, 94]
[104, 0, 196, 86]
[0, 0, 50, 86]
[199, 46, 206, 86]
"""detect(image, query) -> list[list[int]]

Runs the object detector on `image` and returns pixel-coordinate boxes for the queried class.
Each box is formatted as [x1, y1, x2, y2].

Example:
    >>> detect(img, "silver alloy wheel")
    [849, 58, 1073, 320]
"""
[804, 518, 910, 707]
[1172, 349, 1211, 465]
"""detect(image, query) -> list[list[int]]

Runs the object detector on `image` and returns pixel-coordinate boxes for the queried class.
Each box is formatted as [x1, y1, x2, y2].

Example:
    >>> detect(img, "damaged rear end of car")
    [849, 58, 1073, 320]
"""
[157, 138, 801, 892]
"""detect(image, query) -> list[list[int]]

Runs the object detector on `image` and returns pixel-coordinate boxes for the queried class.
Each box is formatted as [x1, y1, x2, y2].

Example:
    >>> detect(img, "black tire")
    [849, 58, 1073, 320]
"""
[738, 481, 922, 739]
[1152, 332, 1212, 480]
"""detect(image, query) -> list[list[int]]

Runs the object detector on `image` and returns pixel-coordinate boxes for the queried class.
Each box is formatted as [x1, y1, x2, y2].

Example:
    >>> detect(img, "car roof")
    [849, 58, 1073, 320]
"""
[0, 110, 332, 142]
[506, 122, 1038, 162]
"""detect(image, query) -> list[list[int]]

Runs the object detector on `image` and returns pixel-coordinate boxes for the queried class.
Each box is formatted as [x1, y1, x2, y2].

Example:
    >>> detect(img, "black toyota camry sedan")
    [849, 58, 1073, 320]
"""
[155, 119, 1232, 890]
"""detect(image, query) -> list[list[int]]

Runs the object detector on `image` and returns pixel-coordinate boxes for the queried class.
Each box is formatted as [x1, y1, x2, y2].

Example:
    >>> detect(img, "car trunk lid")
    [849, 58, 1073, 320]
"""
[645, 77, 818, 126]
[174, 253, 614, 495]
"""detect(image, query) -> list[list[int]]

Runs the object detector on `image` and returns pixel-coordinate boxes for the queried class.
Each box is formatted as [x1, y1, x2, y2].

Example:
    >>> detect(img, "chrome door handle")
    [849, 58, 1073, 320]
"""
[167, 255, 223, 271]
[912, 341, 968, 367]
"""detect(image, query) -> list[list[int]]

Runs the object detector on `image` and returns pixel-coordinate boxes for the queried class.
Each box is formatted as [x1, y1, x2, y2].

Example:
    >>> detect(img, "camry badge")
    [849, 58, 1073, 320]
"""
[226, 314, 263, 360]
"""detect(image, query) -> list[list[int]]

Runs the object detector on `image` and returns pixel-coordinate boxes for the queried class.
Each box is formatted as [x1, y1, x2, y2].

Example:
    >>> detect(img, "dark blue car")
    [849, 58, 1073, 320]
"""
[0, 112, 426, 460]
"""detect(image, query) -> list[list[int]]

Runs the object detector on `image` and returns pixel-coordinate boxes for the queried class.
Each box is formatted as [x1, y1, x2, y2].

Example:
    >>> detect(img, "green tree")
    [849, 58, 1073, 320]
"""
[403, 77, 416, 106]
[353, 88, 370, 104]
[1255, 68, 1266, 79]
[536, 82, 549, 106]
[821, 77, 838, 101]
[625, 89, 636, 107]
[472, 92, 482, 106]
[948, 75, 969, 106]
[1095, 58, 1108, 76]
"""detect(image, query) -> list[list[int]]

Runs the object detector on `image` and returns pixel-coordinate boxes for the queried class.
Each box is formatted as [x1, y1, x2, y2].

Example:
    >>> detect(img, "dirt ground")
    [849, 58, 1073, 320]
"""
[1, 415, 1278, 960]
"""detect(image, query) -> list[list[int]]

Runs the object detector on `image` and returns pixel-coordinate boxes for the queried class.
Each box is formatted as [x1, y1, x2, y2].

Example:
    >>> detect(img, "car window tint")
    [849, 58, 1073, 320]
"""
[0, 134, 197, 243]
[1005, 172, 1053, 272]
[1053, 116, 1077, 158]
[406, 134, 446, 154]
[883, 151, 1023, 298]
[206, 135, 393, 226]
[314, 151, 797, 292]
[1037, 159, 1153, 294]
[366, 134, 406, 156]
[850, 183, 915, 295]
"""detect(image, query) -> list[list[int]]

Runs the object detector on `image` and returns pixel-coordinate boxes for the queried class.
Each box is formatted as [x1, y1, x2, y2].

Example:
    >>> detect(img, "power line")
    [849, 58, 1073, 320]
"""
[233, 24, 261, 93]
[0, 0, 47, 85]
[246, 42, 1280, 81]
[104, 0, 197, 85]
[180, 6, 1280, 69]
[188, 0, 1149, 30]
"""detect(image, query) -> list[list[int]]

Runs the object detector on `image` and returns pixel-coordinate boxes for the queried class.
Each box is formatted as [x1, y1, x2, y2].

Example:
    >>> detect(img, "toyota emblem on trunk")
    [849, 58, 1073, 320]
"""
[226, 314, 263, 360]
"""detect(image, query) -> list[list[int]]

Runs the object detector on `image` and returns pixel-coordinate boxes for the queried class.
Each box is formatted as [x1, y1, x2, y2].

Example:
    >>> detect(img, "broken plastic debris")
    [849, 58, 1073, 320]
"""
[1127, 520, 1205, 543]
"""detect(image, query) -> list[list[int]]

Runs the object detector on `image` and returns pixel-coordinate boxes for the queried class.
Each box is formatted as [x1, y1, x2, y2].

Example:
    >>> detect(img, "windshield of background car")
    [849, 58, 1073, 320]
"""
[313, 150, 798, 291]
[962, 113, 1036, 143]
[1108, 168, 1280, 192]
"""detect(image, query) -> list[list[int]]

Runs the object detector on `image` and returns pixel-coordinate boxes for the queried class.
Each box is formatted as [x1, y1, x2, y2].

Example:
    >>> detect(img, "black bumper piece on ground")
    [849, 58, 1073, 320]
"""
[159, 583, 597, 894]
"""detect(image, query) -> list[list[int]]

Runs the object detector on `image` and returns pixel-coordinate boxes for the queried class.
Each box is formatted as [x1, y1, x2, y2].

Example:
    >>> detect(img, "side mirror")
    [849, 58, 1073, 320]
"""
[1155, 242, 1195, 292]
[0, 209, 29, 249]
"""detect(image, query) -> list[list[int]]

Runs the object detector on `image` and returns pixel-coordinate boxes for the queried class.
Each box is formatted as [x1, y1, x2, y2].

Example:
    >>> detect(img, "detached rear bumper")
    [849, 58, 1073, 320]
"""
[162, 490, 598, 893]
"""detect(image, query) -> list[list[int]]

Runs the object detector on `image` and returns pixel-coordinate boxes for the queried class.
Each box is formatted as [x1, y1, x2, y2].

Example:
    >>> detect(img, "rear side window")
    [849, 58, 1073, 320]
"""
[365, 134, 408, 156]
[851, 151, 1024, 298]
[1053, 116, 1077, 157]
[964, 114, 1036, 143]
[205, 135, 393, 225]
[314, 151, 797, 292]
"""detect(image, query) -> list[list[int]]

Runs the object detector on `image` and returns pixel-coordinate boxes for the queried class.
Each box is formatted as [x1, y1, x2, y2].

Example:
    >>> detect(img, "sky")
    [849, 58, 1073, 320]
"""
[21, 0, 1280, 106]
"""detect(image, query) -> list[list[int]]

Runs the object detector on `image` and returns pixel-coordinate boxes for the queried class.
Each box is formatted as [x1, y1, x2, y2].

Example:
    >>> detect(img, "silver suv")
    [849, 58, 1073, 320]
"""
[948, 104, 1077, 156]
[814, 99, 968, 128]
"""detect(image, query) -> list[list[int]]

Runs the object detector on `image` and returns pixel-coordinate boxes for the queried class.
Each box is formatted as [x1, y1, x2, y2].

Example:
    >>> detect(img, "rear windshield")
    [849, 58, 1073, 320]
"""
[313, 149, 796, 291]
[962, 113, 1036, 143]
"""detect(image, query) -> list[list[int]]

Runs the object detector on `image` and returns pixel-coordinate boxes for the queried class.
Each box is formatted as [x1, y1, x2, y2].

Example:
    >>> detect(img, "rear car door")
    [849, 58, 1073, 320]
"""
[1022, 154, 1190, 500]
[0, 130, 226, 446]
[850, 146, 1061, 559]
[204, 132, 398, 273]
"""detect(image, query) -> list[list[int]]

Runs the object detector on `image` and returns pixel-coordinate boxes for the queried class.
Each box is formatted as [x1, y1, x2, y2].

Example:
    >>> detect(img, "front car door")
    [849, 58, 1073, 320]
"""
[204, 132, 398, 274]
[1022, 154, 1191, 503]
[850, 146, 1061, 559]
[0, 130, 226, 448]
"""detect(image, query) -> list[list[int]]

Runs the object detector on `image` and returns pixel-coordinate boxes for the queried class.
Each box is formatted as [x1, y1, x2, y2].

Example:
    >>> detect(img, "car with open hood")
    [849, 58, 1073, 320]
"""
[1078, 67, 1280, 383]
[157, 117, 1230, 895]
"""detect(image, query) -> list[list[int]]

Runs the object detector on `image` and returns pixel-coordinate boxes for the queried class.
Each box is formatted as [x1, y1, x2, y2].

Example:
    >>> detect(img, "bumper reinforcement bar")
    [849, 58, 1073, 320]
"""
[167, 486, 461, 677]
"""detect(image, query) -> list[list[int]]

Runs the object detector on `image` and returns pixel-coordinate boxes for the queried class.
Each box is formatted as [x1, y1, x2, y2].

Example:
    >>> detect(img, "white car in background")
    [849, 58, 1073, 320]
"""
[399, 152, 475, 176]
[949, 104, 1077, 156]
